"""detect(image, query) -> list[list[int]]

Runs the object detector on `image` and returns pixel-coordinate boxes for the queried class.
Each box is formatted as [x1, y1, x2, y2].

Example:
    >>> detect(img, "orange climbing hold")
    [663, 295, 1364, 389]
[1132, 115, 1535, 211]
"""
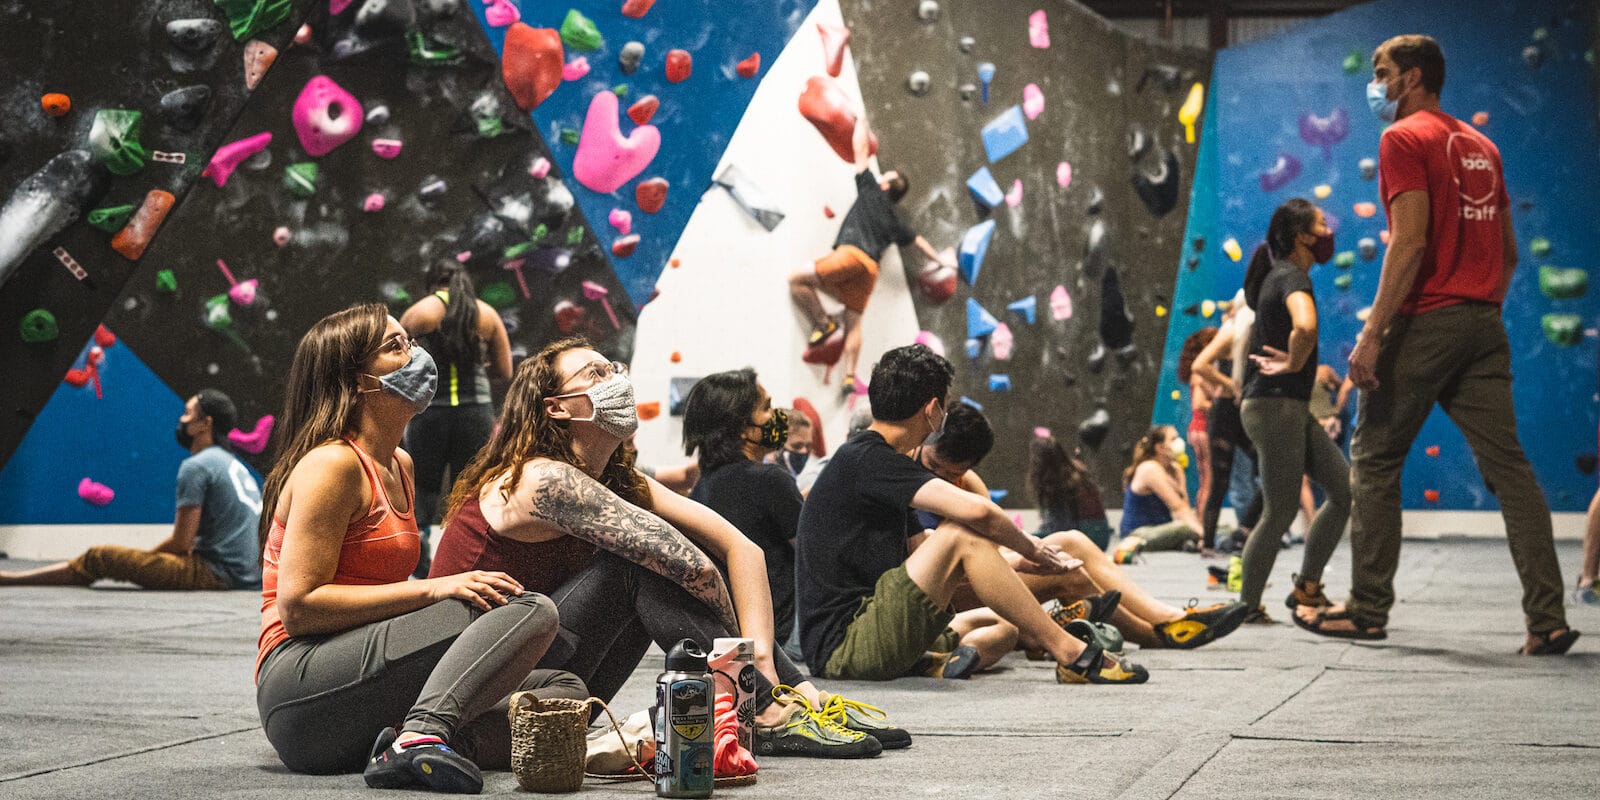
[637, 401, 661, 420]
[502, 24, 564, 111]
[41, 93, 71, 117]
[1353, 201, 1377, 218]
[621, 0, 655, 18]
[736, 52, 761, 78]
[1425, 445, 1440, 457]
[670, 258, 681, 268]
[1423, 489, 1440, 503]
[111, 190, 175, 261]
[670, 351, 682, 363]
[243, 40, 278, 90]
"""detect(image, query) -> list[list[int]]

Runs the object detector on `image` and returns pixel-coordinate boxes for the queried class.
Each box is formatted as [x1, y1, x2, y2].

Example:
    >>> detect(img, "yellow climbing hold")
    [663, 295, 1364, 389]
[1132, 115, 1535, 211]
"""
[1171, 390, 1181, 400]
[1156, 305, 1167, 317]
[1178, 82, 1204, 143]
[1223, 237, 1242, 262]
[1314, 184, 1332, 199]
[1201, 299, 1216, 318]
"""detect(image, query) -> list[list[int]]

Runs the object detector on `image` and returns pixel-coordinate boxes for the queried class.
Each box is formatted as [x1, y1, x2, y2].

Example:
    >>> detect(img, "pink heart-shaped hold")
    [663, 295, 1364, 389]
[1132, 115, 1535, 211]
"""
[572, 91, 660, 194]
[363, 192, 385, 212]
[292, 76, 363, 157]
[230, 279, 259, 306]
[608, 208, 632, 235]
[485, 0, 519, 27]
[1023, 83, 1044, 119]
[78, 477, 115, 506]
[529, 157, 551, 178]
[228, 415, 275, 454]
[1005, 180, 1023, 207]
[371, 138, 402, 159]
[1055, 161, 1072, 188]
[563, 56, 590, 82]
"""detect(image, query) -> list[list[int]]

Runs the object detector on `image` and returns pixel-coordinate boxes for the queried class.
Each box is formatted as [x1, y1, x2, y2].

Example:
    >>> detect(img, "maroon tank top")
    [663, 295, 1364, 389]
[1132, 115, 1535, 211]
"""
[430, 495, 598, 593]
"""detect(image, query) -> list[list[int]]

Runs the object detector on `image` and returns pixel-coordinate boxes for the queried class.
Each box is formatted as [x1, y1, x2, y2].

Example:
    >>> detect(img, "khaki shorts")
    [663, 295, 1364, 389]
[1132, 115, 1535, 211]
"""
[822, 564, 960, 681]
[814, 245, 880, 314]
[67, 545, 228, 590]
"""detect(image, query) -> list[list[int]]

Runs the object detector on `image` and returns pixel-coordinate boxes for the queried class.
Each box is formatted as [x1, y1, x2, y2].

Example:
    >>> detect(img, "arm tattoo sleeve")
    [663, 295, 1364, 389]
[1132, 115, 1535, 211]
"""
[523, 461, 739, 631]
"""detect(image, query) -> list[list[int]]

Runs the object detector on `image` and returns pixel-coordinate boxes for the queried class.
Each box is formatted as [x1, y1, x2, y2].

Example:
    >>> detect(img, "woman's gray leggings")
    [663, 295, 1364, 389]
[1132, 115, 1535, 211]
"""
[1239, 397, 1351, 610]
[256, 592, 587, 775]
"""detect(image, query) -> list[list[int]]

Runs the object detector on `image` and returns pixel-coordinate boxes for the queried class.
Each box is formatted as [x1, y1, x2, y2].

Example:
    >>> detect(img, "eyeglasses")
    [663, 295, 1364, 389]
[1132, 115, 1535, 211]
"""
[381, 334, 416, 355]
[558, 360, 628, 393]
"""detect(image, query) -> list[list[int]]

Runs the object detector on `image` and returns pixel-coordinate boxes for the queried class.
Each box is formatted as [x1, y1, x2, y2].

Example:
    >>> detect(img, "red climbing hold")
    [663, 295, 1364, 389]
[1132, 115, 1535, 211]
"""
[798, 75, 877, 163]
[611, 234, 640, 257]
[637, 401, 661, 420]
[736, 52, 761, 78]
[64, 367, 91, 387]
[41, 93, 71, 117]
[1423, 489, 1440, 503]
[502, 23, 564, 111]
[621, 0, 655, 18]
[93, 325, 116, 348]
[636, 177, 668, 213]
[916, 263, 958, 304]
[628, 94, 659, 125]
[665, 49, 692, 83]
[1425, 445, 1440, 457]
[803, 330, 846, 384]
[554, 300, 586, 334]
[111, 190, 175, 261]
[817, 23, 850, 78]
[823, 205, 834, 218]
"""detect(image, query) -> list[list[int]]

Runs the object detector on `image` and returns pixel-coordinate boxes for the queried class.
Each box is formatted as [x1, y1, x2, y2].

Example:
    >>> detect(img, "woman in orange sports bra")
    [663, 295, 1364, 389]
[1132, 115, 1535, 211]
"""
[253, 304, 582, 794]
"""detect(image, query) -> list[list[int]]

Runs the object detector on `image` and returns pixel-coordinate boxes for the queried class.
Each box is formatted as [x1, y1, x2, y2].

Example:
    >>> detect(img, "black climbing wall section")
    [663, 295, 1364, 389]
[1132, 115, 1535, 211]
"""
[0, 0, 312, 467]
[843, 1, 1211, 502]
[98, 0, 634, 470]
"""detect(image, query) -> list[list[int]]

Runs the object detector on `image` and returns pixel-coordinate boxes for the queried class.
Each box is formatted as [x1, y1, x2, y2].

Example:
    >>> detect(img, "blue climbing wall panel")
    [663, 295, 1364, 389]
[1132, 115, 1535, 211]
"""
[467, 0, 818, 308]
[1160, 0, 1600, 511]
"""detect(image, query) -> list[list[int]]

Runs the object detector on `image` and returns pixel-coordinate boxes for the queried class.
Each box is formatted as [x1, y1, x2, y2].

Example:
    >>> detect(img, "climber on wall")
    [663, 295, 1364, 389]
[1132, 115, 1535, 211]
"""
[789, 115, 955, 396]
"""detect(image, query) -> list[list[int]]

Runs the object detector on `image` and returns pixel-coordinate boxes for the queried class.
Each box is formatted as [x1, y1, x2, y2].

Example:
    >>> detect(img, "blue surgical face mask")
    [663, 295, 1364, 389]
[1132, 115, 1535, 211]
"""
[365, 347, 438, 414]
[1367, 79, 1398, 124]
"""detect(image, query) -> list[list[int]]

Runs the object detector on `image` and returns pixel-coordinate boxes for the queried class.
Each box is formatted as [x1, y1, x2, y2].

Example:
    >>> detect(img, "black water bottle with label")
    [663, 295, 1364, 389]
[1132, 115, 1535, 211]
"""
[654, 639, 714, 798]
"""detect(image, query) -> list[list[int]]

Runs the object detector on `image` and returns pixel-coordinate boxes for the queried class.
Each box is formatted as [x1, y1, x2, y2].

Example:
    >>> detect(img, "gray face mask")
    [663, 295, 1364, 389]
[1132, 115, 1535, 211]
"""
[556, 374, 638, 440]
[365, 347, 437, 414]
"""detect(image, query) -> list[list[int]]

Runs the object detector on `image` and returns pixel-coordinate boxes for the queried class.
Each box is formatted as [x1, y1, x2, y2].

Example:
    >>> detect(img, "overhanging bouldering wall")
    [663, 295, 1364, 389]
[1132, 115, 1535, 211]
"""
[842, 0, 1212, 503]
[1158, 0, 1600, 511]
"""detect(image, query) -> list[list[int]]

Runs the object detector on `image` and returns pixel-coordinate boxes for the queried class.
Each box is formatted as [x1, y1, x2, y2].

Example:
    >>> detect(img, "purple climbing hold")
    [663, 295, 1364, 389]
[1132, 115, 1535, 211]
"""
[1259, 151, 1302, 193]
[1298, 108, 1349, 160]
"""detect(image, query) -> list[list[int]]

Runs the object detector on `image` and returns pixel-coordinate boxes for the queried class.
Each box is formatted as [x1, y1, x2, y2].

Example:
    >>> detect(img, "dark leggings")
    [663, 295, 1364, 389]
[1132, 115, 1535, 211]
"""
[1203, 396, 1263, 548]
[256, 593, 586, 775]
[406, 404, 496, 572]
[537, 551, 807, 714]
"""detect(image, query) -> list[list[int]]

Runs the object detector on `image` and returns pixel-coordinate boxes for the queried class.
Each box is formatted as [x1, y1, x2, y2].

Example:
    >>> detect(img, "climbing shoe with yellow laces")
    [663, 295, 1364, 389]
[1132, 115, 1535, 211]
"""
[817, 690, 911, 750]
[753, 688, 883, 759]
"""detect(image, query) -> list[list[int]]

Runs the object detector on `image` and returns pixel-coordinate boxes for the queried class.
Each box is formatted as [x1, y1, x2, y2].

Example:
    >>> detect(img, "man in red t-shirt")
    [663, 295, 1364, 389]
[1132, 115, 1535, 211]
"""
[1296, 35, 1575, 654]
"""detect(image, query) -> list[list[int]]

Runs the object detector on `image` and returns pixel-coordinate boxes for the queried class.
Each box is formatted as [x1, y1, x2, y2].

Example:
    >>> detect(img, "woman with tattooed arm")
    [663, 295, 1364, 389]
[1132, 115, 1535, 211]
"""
[429, 339, 899, 758]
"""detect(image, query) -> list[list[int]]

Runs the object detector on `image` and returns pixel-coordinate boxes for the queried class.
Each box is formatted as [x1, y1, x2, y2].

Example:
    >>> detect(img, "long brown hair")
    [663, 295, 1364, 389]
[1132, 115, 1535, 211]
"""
[444, 337, 649, 524]
[1176, 327, 1218, 384]
[1029, 435, 1087, 514]
[257, 303, 388, 546]
[1123, 425, 1175, 487]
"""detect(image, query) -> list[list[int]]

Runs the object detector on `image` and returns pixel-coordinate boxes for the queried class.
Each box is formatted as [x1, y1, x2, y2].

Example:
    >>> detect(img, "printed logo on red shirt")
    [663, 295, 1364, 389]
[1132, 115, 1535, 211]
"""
[1446, 132, 1500, 220]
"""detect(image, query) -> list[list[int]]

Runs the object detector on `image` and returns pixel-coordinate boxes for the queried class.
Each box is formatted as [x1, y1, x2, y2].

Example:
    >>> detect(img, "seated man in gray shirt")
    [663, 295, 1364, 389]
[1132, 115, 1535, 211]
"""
[0, 389, 263, 590]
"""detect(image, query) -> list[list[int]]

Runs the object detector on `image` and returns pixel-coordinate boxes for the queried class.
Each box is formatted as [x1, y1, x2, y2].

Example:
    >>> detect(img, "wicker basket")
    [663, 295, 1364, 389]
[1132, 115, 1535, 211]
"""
[508, 693, 591, 793]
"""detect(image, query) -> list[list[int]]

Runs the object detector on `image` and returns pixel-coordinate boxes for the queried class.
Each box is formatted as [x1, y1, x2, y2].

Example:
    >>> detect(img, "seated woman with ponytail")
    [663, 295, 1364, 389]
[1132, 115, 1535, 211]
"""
[1115, 425, 1205, 560]
[254, 304, 582, 794]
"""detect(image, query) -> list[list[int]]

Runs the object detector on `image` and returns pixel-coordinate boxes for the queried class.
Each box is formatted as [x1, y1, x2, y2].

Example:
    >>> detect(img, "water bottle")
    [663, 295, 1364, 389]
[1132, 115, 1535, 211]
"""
[1227, 555, 1243, 593]
[709, 637, 756, 755]
[654, 639, 714, 798]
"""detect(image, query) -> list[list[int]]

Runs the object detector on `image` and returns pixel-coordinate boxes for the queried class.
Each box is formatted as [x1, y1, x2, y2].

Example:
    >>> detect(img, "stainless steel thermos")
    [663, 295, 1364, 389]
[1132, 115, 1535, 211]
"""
[654, 639, 714, 798]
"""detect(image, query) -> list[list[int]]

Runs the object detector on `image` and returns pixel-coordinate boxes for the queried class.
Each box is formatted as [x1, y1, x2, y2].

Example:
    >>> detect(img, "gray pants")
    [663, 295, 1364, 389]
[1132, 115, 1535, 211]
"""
[256, 593, 586, 775]
[1347, 303, 1566, 632]
[1239, 397, 1351, 611]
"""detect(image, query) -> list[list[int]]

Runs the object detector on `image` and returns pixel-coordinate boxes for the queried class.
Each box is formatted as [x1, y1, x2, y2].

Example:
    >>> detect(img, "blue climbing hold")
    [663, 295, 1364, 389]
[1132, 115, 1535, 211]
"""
[964, 338, 982, 359]
[959, 219, 996, 285]
[981, 105, 1029, 163]
[988, 489, 1009, 502]
[1006, 295, 1037, 324]
[967, 297, 999, 340]
[988, 374, 1011, 392]
[957, 396, 983, 410]
[967, 166, 1004, 210]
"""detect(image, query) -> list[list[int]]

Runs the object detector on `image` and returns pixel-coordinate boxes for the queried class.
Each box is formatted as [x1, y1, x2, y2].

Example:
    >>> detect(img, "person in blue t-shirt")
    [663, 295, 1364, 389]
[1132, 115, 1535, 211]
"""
[0, 389, 263, 590]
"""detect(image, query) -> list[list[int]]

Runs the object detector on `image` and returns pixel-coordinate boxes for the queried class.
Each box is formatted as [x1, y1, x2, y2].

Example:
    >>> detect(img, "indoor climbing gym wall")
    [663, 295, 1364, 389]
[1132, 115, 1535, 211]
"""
[840, 0, 1213, 502]
[1156, 0, 1600, 512]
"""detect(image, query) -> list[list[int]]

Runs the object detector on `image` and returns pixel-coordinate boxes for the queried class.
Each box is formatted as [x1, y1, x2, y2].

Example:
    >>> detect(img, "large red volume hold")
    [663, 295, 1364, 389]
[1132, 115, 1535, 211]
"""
[798, 75, 877, 163]
[502, 24, 564, 111]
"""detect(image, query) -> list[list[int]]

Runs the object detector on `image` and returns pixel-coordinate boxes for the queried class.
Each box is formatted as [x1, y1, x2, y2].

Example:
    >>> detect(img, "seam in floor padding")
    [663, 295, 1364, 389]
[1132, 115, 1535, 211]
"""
[0, 726, 258, 783]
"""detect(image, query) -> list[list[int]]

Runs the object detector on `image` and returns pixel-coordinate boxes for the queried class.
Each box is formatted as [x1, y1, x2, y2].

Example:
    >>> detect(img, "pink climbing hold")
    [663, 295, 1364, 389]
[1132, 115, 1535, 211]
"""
[484, 0, 520, 27]
[817, 23, 850, 77]
[1050, 285, 1072, 320]
[363, 192, 385, 212]
[202, 131, 272, 187]
[1055, 161, 1072, 188]
[1033, 426, 1052, 439]
[216, 259, 259, 306]
[563, 56, 590, 82]
[229, 415, 275, 454]
[1028, 9, 1050, 48]
[78, 477, 114, 507]
[914, 330, 946, 357]
[992, 323, 1014, 360]
[572, 90, 661, 194]
[1023, 83, 1044, 119]
[582, 280, 622, 329]
[608, 208, 632, 235]
[371, 138, 402, 159]
[330, 0, 352, 14]
[1005, 180, 1023, 207]
[529, 157, 551, 178]
[273, 226, 291, 246]
[292, 76, 363, 157]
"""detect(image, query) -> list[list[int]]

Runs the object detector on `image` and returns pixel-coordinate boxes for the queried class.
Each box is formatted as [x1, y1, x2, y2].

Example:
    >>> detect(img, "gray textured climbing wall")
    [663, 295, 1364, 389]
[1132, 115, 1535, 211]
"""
[842, 0, 1212, 503]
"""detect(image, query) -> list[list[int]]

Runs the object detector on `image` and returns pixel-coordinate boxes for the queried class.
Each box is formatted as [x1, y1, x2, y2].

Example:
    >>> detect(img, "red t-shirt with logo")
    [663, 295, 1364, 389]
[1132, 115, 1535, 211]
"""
[1378, 110, 1512, 315]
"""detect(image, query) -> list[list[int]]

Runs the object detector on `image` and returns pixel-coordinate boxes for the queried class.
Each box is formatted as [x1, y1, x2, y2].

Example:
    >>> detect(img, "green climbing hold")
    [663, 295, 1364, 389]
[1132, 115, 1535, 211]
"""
[380, 281, 412, 310]
[1342, 49, 1366, 75]
[88, 110, 148, 176]
[1529, 237, 1551, 258]
[612, 83, 629, 98]
[475, 113, 504, 139]
[559, 128, 580, 146]
[284, 162, 318, 197]
[408, 31, 464, 66]
[560, 9, 603, 52]
[504, 241, 533, 260]
[20, 309, 59, 344]
[566, 226, 585, 245]
[1334, 273, 1353, 290]
[1542, 313, 1582, 347]
[480, 281, 517, 310]
[213, 0, 292, 40]
[155, 269, 178, 293]
[1539, 265, 1588, 300]
[1334, 251, 1356, 269]
[531, 223, 549, 243]
[88, 204, 137, 233]
[205, 294, 233, 329]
